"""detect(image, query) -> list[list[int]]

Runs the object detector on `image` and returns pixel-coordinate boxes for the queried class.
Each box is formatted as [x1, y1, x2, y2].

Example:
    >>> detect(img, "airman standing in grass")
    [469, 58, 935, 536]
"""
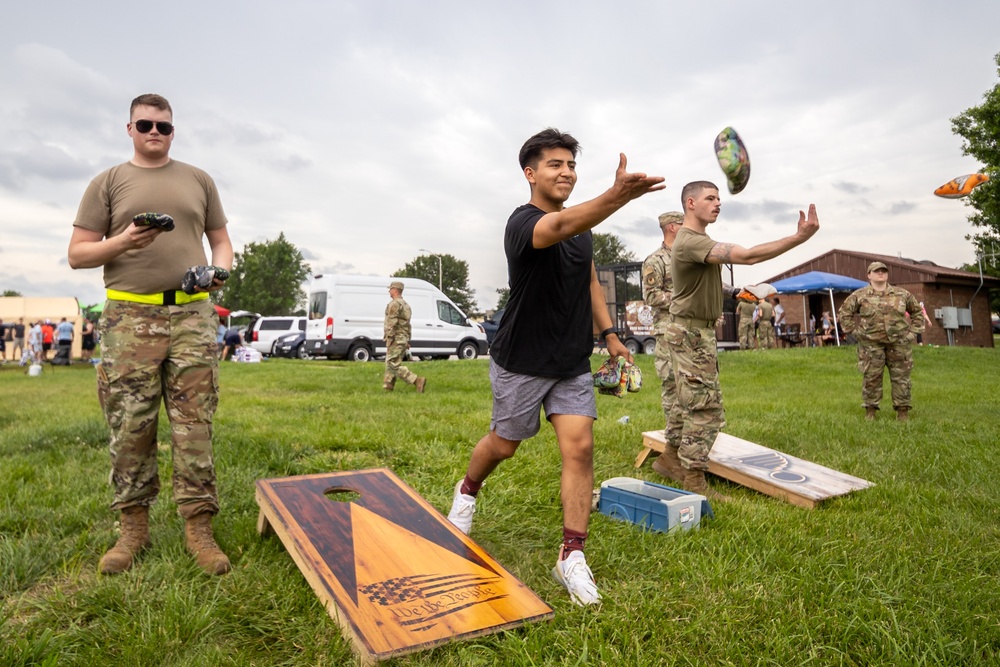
[736, 295, 757, 350]
[756, 298, 776, 349]
[838, 261, 922, 421]
[383, 281, 426, 393]
[667, 181, 819, 500]
[446, 128, 663, 606]
[68, 93, 234, 576]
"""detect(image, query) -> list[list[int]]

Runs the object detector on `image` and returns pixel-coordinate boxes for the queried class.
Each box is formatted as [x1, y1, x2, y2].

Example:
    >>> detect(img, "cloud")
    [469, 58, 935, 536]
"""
[832, 181, 872, 195]
[889, 201, 917, 215]
[723, 199, 798, 222]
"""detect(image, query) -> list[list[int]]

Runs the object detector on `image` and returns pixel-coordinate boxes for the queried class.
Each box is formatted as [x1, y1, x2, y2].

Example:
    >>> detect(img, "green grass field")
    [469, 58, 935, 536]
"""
[2, 345, 999, 666]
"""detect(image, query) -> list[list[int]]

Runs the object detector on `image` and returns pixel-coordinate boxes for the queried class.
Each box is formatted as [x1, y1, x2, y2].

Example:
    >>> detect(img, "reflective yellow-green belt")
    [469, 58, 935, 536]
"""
[669, 314, 717, 329]
[106, 289, 210, 306]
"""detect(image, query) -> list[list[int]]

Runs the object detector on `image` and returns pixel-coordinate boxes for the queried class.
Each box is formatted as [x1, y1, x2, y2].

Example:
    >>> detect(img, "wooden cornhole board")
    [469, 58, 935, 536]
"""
[638, 430, 873, 509]
[255, 468, 553, 664]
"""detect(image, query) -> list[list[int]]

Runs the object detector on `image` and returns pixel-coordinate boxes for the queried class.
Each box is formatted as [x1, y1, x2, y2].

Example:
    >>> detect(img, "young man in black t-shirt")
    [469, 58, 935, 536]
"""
[446, 128, 664, 605]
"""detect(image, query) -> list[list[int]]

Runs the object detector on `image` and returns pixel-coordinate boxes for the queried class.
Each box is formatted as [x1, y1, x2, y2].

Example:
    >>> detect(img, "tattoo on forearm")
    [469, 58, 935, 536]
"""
[711, 243, 735, 263]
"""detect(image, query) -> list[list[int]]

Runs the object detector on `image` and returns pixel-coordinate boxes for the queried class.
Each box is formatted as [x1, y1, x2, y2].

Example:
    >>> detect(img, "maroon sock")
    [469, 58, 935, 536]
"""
[562, 528, 588, 558]
[460, 475, 483, 497]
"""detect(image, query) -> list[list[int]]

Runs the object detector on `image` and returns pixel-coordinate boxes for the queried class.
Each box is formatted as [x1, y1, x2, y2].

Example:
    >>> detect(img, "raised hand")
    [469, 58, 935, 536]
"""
[612, 153, 666, 202]
[797, 204, 820, 239]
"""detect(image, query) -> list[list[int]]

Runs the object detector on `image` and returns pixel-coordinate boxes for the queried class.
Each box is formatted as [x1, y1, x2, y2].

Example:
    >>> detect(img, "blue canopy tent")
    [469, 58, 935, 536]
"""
[770, 271, 868, 346]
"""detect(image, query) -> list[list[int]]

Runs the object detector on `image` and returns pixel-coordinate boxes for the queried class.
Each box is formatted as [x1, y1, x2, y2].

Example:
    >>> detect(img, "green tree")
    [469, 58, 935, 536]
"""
[593, 232, 636, 266]
[494, 287, 510, 311]
[950, 51, 1000, 258]
[2, 290, 22, 297]
[216, 233, 310, 315]
[394, 254, 478, 316]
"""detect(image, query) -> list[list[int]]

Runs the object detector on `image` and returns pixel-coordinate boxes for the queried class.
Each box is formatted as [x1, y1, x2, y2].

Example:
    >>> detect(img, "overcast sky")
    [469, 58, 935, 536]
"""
[2, 1, 998, 312]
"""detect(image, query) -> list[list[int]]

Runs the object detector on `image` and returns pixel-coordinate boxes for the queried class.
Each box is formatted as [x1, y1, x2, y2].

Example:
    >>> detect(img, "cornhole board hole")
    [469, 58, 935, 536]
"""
[637, 431, 873, 509]
[255, 468, 553, 664]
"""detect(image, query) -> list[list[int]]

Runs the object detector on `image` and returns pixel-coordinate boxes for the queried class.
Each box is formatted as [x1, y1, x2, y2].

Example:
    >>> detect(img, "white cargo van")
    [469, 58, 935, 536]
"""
[305, 275, 488, 361]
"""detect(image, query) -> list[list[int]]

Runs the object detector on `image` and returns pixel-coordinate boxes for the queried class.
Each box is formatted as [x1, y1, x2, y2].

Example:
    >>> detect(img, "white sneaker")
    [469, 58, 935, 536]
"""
[447, 480, 476, 535]
[552, 547, 601, 606]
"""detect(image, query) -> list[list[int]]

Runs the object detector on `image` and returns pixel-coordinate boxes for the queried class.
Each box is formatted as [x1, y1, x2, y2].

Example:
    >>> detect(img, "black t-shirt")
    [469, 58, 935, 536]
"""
[490, 204, 594, 378]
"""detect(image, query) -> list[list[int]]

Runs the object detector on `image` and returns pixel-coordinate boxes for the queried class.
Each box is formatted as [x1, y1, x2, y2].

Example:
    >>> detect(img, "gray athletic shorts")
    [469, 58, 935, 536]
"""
[489, 359, 597, 442]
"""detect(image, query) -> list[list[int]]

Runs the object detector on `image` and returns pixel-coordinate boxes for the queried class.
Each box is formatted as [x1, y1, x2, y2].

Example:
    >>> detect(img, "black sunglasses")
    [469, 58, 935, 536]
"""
[133, 119, 174, 135]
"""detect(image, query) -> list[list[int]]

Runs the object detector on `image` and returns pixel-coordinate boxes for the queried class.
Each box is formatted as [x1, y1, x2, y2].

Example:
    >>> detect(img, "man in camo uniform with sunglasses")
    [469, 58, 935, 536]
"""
[69, 93, 234, 576]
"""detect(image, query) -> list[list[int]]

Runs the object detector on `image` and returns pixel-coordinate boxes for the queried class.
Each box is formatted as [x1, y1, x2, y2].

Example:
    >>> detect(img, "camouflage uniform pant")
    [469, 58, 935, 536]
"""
[664, 321, 726, 471]
[383, 338, 418, 386]
[757, 322, 776, 349]
[857, 340, 913, 410]
[738, 320, 756, 350]
[653, 335, 683, 447]
[96, 299, 220, 518]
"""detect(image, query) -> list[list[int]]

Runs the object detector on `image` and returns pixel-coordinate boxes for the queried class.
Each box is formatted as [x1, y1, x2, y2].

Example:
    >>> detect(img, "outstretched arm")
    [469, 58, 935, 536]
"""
[706, 204, 820, 266]
[533, 154, 665, 249]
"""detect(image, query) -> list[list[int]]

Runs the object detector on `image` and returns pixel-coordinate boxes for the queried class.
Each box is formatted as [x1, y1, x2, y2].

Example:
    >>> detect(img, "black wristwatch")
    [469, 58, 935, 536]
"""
[600, 327, 620, 341]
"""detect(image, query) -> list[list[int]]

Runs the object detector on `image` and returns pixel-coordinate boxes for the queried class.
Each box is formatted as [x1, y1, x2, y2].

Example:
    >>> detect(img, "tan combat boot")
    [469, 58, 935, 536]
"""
[684, 470, 731, 503]
[896, 408, 909, 422]
[651, 446, 685, 485]
[99, 505, 151, 575]
[415, 377, 427, 393]
[383, 378, 395, 391]
[185, 513, 231, 575]
[865, 407, 877, 421]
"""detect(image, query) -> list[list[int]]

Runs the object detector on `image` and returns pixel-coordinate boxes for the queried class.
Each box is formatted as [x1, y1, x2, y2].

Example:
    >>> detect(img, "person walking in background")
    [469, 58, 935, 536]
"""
[447, 128, 662, 606]
[383, 281, 426, 393]
[838, 261, 923, 421]
[68, 93, 234, 576]
[0, 318, 6, 363]
[666, 180, 819, 500]
[755, 297, 776, 349]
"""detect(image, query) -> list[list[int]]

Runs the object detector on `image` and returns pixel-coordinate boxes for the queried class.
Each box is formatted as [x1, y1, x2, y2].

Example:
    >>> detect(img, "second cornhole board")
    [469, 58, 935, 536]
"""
[638, 431, 873, 509]
[256, 468, 553, 664]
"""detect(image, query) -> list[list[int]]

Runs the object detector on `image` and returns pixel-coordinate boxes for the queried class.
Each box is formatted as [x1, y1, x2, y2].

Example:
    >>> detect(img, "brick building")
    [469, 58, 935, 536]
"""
[764, 249, 999, 348]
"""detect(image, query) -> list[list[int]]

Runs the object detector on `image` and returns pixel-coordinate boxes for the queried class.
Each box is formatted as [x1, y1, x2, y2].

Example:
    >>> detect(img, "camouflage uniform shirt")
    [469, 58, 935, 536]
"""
[838, 285, 923, 344]
[641, 243, 672, 335]
[384, 297, 412, 345]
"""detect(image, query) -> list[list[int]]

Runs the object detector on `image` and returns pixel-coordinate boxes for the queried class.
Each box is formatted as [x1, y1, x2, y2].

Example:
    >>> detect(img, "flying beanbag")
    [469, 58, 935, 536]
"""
[933, 173, 989, 198]
[714, 127, 751, 195]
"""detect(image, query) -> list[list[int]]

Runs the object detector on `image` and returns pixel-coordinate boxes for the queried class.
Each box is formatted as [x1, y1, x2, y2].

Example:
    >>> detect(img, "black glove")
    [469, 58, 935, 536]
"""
[132, 212, 175, 232]
[181, 266, 230, 294]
